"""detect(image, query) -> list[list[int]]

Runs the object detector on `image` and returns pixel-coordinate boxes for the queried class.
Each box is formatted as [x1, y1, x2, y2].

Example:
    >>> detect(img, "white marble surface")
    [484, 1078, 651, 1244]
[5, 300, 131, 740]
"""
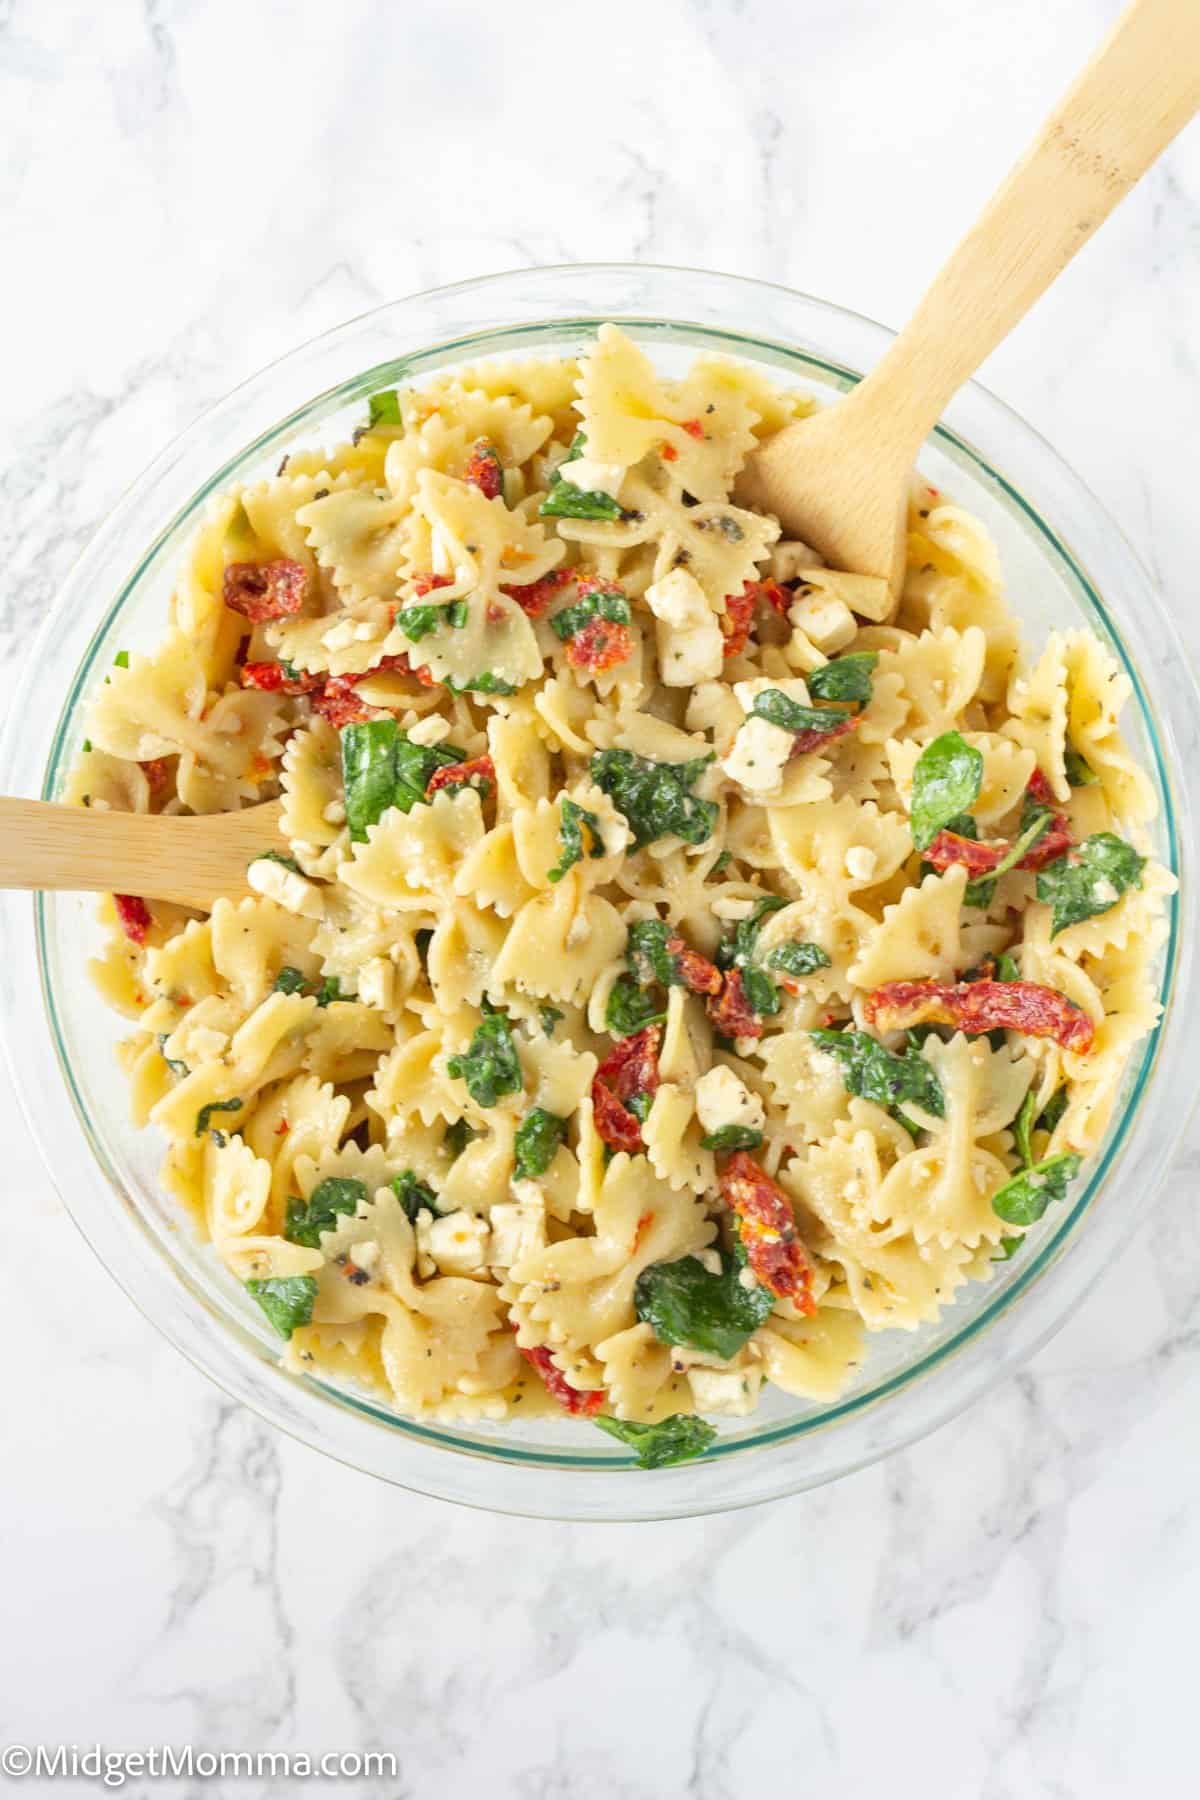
[3, 1, 1200, 1794]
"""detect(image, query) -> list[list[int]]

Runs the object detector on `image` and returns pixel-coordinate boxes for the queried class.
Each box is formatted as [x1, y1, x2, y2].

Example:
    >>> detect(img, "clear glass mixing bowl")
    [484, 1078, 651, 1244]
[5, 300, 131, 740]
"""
[2, 265, 1195, 1520]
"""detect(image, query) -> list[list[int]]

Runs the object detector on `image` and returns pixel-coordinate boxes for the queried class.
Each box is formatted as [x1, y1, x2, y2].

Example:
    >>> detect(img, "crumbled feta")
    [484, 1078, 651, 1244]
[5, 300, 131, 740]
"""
[770, 539, 825, 582]
[711, 894, 757, 921]
[357, 957, 394, 1011]
[489, 1201, 546, 1270]
[352, 1239, 381, 1273]
[737, 1265, 760, 1291]
[181, 1026, 229, 1063]
[788, 592, 858, 654]
[561, 455, 625, 500]
[721, 715, 794, 794]
[510, 1178, 546, 1207]
[406, 713, 453, 747]
[1093, 879, 1119, 905]
[696, 1247, 724, 1277]
[248, 857, 325, 919]
[321, 618, 358, 653]
[844, 846, 877, 883]
[646, 569, 724, 686]
[322, 799, 347, 825]
[695, 1065, 765, 1136]
[422, 1210, 490, 1276]
[687, 1365, 764, 1417]
[353, 620, 383, 641]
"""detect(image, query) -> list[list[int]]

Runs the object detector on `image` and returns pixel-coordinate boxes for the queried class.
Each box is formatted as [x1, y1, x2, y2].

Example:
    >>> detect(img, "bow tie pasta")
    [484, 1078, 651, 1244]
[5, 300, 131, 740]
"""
[74, 325, 1173, 1469]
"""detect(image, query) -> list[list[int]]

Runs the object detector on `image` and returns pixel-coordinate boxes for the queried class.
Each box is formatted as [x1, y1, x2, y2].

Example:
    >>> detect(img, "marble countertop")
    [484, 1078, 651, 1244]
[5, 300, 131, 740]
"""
[4, 1, 1200, 1793]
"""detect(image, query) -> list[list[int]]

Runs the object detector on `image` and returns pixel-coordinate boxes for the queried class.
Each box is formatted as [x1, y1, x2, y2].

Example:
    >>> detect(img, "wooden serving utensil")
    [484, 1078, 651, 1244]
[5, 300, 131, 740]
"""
[740, 0, 1200, 595]
[0, 796, 286, 912]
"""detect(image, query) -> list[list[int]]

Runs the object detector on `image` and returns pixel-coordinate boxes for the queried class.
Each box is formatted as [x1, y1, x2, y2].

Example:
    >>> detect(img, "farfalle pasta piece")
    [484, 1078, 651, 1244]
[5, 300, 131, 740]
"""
[848, 866, 969, 988]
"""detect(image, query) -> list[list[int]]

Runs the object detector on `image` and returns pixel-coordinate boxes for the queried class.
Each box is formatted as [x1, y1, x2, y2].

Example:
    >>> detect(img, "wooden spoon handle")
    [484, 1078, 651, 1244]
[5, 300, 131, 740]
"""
[853, 0, 1200, 456]
[0, 796, 284, 910]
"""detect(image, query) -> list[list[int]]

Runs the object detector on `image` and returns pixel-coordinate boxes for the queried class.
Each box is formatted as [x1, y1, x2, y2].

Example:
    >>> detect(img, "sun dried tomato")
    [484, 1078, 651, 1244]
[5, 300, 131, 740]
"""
[664, 935, 723, 996]
[140, 758, 169, 793]
[865, 977, 1095, 1053]
[222, 559, 308, 622]
[706, 969, 763, 1040]
[598, 1024, 662, 1105]
[500, 567, 575, 618]
[310, 678, 375, 728]
[114, 894, 153, 946]
[240, 660, 323, 695]
[591, 1080, 646, 1153]
[464, 437, 504, 500]
[412, 573, 455, 599]
[791, 713, 859, 756]
[565, 615, 633, 674]
[924, 830, 1005, 877]
[758, 578, 792, 616]
[719, 1152, 816, 1310]
[518, 1343, 605, 1415]
[425, 753, 495, 799]
[1019, 770, 1074, 869]
[721, 583, 758, 659]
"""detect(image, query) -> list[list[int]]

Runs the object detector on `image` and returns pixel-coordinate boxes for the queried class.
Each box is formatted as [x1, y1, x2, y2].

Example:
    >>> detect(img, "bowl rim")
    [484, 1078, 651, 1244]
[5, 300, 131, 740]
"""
[3, 262, 1196, 1519]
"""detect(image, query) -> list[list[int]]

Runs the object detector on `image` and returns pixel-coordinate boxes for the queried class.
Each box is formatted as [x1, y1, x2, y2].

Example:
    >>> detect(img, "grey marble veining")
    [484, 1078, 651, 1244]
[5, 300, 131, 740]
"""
[3, 1, 1200, 1794]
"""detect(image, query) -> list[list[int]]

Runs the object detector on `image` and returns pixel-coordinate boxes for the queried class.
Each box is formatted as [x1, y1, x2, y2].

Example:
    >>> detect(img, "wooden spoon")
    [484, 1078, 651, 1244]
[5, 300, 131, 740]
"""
[0, 796, 286, 912]
[740, 0, 1200, 595]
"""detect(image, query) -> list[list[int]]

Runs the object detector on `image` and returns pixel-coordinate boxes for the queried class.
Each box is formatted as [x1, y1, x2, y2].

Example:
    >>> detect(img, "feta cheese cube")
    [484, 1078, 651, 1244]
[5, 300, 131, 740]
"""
[770, 539, 825, 582]
[844, 846, 877, 883]
[322, 799, 347, 825]
[695, 1065, 765, 1136]
[646, 568, 724, 686]
[406, 713, 452, 747]
[720, 715, 794, 794]
[646, 568, 709, 629]
[688, 1365, 764, 1417]
[732, 675, 811, 713]
[247, 857, 325, 919]
[422, 1210, 490, 1276]
[357, 957, 394, 1011]
[489, 1201, 546, 1270]
[788, 592, 858, 654]
[321, 618, 358, 652]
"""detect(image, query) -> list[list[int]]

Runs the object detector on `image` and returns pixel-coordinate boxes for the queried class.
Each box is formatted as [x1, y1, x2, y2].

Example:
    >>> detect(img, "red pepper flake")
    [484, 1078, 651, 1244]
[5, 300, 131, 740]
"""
[565, 615, 634, 674]
[425, 753, 495, 799]
[680, 418, 705, 439]
[275, 1118, 290, 1136]
[413, 573, 455, 599]
[865, 977, 1095, 1053]
[719, 1152, 816, 1310]
[632, 1210, 654, 1253]
[463, 437, 504, 500]
[660, 441, 679, 463]
[223, 559, 308, 622]
[519, 1343, 605, 1415]
[665, 935, 723, 997]
[706, 968, 763, 1040]
[114, 893, 152, 946]
[501, 567, 575, 618]
[140, 758, 169, 793]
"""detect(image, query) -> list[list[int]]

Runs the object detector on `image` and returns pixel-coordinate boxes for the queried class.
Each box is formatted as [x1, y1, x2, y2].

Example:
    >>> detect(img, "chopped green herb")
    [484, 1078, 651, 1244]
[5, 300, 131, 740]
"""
[273, 965, 308, 995]
[713, 515, 744, 542]
[992, 1152, 1081, 1227]
[806, 652, 878, 706]
[635, 1242, 772, 1361]
[539, 1005, 564, 1036]
[195, 1097, 243, 1138]
[994, 951, 1021, 984]
[285, 1176, 367, 1247]
[113, 650, 130, 669]
[391, 1169, 438, 1224]
[549, 589, 631, 641]
[157, 1034, 189, 1078]
[589, 749, 717, 850]
[811, 1029, 945, 1120]
[340, 718, 466, 840]
[749, 689, 853, 736]
[315, 977, 342, 1007]
[909, 731, 984, 850]
[367, 389, 402, 428]
[246, 1275, 317, 1339]
[548, 799, 606, 883]
[605, 974, 668, 1039]
[1064, 747, 1099, 786]
[514, 1107, 568, 1182]
[82, 738, 93, 753]
[251, 849, 303, 875]
[1036, 833, 1145, 936]
[395, 600, 469, 641]
[594, 1412, 717, 1469]
[447, 1005, 523, 1108]
[700, 1123, 764, 1152]
[767, 940, 831, 978]
[993, 1236, 1024, 1262]
[444, 1118, 481, 1161]
[713, 850, 732, 873]
[444, 671, 518, 696]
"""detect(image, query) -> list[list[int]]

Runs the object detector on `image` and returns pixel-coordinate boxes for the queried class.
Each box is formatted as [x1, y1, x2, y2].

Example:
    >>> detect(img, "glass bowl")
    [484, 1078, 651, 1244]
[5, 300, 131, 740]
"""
[2, 265, 1196, 1521]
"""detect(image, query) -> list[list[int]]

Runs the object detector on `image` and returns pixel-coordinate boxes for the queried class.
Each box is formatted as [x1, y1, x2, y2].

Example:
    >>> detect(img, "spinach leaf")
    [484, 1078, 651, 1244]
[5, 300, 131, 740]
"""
[246, 1275, 318, 1339]
[514, 1108, 568, 1182]
[767, 940, 831, 978]
[993, 1236, 1024, 1262]
[315, 976, 343, 1007]
[157, 1034, 189, 1078]
[549, 589, 631, 641]
[963, 803, 1053, 909]
[547, 799, 606, 883]
[626, 919, 682, 987]
[396, 598, 469, 641]
[806, 652, 878, 706]
[1039, 1087, 1069, 1134]
[444, 1119, 480, 1161]
[605, 974, 667, 1039]
[1012, 1091, 1038, 1170]
[273, 965, 308, 995]
[539, 1005, 564, 1036]
[340, 719, 466, 841]
[749, 689, 853, 735]
[285, 1176, 367, 1247]
[909, 731, 984, 850]
[994, 950, 1021, 984]
[391, 1169, 438, 1223]
[594, 1412, 717, 1470]
[1036, 833, 1145, 936]
[447, 1005, 523, 1108]
[539, 441, 628, 522]
[444, 671, 518, 696]
[717, 894, 788, 1018]
[367, 389, 401, 428]
[740, 966, 782, 1018]
[635, 1244, 773, 1361]
[811, 1029, 945, 1119]
[992, 1152, 1081, 1226]
[589, 749, 718, 849]
[700, 1123, 764, 1152]
[251, 849, 303, 875]
[1064, 747, 1099, 786]
[195, 1097, 243, 1138]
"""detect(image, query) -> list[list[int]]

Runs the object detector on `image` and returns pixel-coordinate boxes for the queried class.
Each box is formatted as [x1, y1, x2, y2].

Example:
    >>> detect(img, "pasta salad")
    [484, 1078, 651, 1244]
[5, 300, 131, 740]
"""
[70, 325, 1173, 1469]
